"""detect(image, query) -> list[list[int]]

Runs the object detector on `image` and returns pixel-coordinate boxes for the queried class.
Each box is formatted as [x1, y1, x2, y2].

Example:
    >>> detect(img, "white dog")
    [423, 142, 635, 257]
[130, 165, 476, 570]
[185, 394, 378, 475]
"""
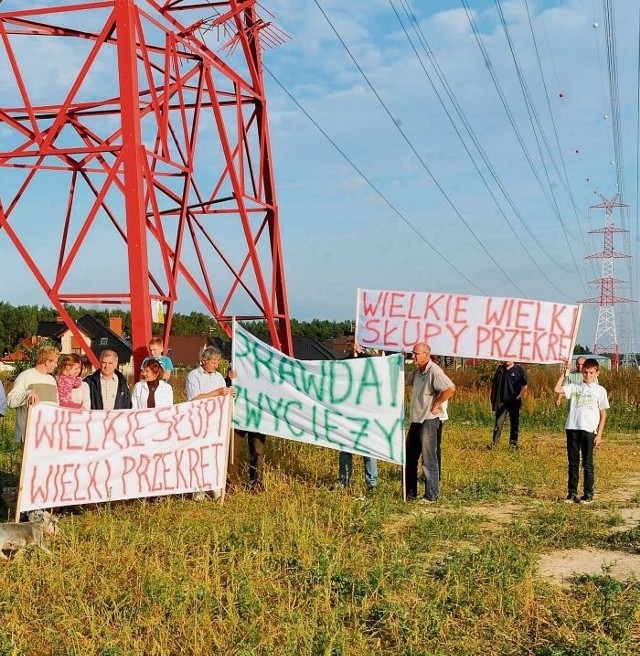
[0, 511, 59, 560]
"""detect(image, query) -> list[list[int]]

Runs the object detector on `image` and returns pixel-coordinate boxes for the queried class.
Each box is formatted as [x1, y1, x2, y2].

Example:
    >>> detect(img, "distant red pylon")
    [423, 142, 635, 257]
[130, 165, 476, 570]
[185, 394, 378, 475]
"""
[579, 194, 634, 368]
[0, 0, 292, 371]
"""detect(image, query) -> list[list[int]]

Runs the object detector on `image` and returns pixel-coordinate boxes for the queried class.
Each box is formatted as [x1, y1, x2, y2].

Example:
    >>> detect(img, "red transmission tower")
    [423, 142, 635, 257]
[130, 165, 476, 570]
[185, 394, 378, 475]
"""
[0, 0, 293, 370]
[580, 194, 634, 368]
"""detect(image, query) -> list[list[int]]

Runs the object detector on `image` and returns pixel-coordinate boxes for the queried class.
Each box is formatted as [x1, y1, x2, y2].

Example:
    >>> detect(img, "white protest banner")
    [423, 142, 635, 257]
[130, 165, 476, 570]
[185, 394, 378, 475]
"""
[232, 323, 405, 465]
[355, 288, 581, 364]
[17, 397, 232, 514]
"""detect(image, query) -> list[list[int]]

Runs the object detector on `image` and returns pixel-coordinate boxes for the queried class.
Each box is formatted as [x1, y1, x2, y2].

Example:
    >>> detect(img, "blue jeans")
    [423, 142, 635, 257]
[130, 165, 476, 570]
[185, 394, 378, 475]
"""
[406, 419, 440, 500]
[339, 452, 377, 489]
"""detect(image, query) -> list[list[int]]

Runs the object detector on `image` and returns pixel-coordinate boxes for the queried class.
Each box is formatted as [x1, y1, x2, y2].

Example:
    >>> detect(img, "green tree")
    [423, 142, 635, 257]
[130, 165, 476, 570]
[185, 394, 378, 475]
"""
[9, 339, 59, 381]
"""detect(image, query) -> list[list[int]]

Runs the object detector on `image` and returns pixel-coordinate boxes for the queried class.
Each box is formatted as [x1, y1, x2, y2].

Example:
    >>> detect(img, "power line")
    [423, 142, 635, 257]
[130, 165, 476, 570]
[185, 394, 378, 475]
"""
[313, 0, 527, 296]
[492, 0, 587, 293]
[389, 0, 576, 300]
[263, 66, 486, 294]
[522, 0, 589, 253]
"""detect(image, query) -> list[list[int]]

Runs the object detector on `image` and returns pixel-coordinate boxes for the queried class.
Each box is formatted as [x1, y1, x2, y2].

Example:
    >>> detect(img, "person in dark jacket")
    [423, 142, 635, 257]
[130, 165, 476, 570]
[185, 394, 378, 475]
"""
[84, 349, 132, 410]
[490, 361, 527, 448]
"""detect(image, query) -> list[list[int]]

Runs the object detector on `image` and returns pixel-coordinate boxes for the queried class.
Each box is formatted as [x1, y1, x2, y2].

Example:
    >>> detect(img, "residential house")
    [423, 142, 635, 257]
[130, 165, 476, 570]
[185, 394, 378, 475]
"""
[36, 314, 133, 374]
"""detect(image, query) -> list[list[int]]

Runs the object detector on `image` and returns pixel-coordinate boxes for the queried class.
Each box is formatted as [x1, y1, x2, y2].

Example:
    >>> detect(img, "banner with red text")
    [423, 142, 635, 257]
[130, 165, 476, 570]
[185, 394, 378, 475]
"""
[355, 288, 581, 363]
[17, 397, 232, 513]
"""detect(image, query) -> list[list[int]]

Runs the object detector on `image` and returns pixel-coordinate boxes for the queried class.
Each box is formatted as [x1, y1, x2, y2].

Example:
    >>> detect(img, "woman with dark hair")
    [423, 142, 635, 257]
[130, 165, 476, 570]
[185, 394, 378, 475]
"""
[132, 359, 173, 408]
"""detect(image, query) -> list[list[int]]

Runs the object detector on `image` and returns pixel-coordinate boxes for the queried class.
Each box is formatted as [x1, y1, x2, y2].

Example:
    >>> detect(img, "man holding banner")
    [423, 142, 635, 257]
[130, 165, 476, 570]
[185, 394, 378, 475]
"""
[7, 345, 60, 442]
[405, 343, 455, 502]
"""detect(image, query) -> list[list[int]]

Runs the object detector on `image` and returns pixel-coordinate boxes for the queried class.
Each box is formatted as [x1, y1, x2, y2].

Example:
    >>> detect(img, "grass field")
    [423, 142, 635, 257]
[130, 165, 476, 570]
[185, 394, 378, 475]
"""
[0, 367, 638, 655]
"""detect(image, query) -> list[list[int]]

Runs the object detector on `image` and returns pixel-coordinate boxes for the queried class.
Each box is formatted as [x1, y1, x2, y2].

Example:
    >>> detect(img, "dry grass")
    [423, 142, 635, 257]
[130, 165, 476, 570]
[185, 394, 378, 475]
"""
[0, 366, 638, 655]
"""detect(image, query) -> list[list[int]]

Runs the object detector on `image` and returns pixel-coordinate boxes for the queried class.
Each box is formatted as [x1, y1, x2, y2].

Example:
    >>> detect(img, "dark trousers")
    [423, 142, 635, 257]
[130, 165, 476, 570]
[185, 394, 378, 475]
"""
[236, 430, 266, 489]
[437, 420, 444, 479]
[405, 419, 441, 501]
[566, 430, 595, 497]
[246, 432, 266, 490]
[492, 398, 522, 446]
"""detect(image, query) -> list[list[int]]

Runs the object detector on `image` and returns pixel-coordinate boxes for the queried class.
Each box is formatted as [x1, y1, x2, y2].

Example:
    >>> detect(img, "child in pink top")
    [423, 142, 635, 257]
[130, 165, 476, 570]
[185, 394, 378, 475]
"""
[56, 353, 85, 409]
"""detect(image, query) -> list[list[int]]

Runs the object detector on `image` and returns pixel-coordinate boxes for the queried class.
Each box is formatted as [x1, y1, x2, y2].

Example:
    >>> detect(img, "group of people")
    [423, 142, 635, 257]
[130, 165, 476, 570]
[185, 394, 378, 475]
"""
[344, 345, 608, 506]
[0, 340, 267, 507]
[0, 339, 610, 509]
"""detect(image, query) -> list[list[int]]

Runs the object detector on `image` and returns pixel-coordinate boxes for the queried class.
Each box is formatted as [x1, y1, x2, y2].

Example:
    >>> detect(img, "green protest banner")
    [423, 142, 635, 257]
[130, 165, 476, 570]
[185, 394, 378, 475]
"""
[232, 323, 405, 464]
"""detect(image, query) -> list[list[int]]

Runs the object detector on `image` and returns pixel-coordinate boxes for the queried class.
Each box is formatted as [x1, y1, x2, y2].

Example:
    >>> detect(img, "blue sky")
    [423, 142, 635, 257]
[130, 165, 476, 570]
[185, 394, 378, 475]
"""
[1, 0, 638, 349]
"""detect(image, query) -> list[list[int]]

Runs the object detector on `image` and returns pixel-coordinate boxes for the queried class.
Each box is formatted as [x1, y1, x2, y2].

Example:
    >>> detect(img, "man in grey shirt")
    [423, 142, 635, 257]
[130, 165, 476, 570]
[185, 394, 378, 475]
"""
[405, 342, 456, 502]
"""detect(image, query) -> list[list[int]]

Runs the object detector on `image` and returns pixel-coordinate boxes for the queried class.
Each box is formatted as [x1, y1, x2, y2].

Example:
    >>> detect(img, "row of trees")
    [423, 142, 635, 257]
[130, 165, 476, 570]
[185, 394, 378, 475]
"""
[0, 302, 354, 355]
[0, 302, 595, 358]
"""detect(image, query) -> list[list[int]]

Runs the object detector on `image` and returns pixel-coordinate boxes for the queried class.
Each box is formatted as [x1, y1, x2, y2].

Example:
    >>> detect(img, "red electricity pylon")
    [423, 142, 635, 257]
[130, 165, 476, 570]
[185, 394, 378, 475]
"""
[579, 194, 634, 368]
[0, 0, 293, 370]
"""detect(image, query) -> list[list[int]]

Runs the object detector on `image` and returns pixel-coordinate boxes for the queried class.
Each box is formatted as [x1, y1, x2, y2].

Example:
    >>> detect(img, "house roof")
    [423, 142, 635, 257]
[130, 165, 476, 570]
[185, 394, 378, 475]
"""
[166, 335, 212, 368]
[246, 334, 336, 360]
[167, 333, 335, 365]
[36, 321, 66, 339]
[77, 314, 131, 362]
[0, 336, 40, 362]
[290, 335, 336, 360]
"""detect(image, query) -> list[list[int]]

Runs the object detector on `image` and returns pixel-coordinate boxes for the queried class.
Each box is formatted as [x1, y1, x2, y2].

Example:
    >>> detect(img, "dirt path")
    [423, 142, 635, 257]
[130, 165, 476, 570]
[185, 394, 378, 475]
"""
[538, 471, 640, 583]
[538, 548, 640, 583]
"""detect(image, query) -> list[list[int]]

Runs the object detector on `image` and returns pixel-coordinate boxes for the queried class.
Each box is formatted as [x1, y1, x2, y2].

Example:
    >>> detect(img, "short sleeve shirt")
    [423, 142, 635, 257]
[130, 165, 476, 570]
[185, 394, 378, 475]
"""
[498, 364, 527, 403]
[407, 360, 454, 423]
[185, 367, 226, 401]
[562, 381, 609, 433]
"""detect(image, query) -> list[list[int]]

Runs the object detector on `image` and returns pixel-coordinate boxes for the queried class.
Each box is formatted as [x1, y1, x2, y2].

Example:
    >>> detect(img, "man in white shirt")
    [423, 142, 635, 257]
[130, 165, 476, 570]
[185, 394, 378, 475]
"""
[0, 381, 7, 418]
[185, 346, 235, 401]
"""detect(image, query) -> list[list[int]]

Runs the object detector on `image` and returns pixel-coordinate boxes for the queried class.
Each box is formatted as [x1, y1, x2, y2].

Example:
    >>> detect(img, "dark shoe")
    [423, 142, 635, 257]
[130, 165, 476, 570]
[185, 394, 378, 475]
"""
[564, 494, 579, 503]
[579, 495, 594, 504]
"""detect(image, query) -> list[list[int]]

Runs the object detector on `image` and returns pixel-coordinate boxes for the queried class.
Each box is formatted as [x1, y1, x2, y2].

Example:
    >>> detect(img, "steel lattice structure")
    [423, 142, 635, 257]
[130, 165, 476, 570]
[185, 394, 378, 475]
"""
[580, 195, 634, 368]
[0, 0, 292, 370]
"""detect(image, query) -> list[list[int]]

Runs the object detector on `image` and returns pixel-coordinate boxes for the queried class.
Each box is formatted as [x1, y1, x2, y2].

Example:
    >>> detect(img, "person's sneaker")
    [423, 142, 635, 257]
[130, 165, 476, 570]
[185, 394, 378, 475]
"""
[418, 497, 436, 505]
[564, 493, 579, 503]
[580, 495, 594, 504]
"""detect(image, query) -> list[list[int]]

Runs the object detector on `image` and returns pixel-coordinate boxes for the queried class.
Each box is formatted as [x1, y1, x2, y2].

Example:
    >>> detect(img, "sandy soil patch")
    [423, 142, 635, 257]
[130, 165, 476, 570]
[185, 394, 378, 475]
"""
[600, 474, 640, 503]
[538, 548, 640, 583]
[470, 503, 523, 530]
[606, 507, 640, 532]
